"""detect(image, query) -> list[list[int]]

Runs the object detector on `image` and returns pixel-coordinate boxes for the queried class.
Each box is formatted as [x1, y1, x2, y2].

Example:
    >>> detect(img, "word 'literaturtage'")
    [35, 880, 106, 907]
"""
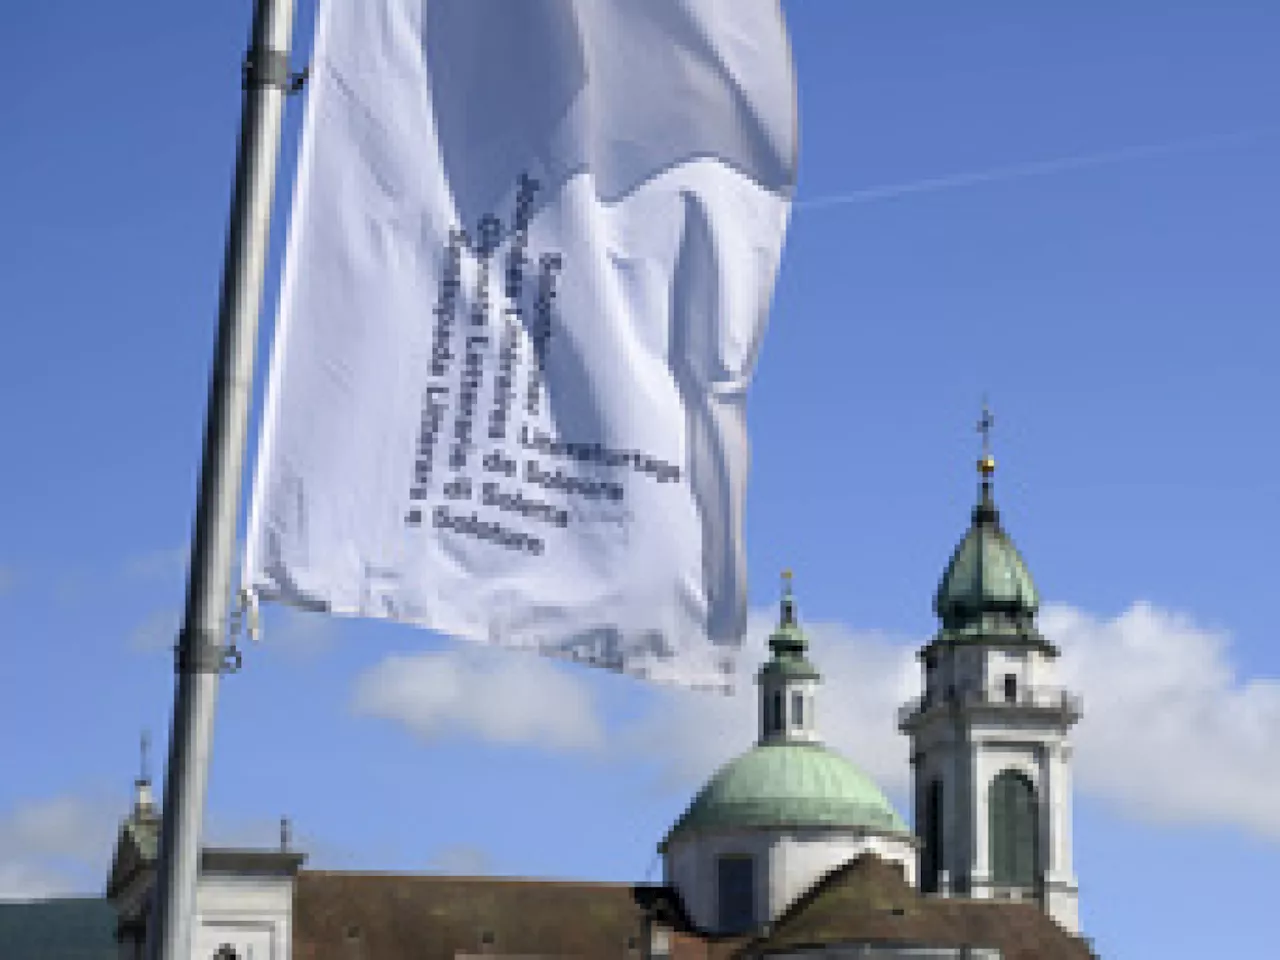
[404, 174, 679, 557]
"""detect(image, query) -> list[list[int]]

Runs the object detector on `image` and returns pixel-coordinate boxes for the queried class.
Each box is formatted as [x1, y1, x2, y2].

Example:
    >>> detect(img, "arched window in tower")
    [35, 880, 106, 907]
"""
[791, 690, 804, 729]
[213, 946, 239, 960]
[989, 769, 1038, 890]
[921, 778, 943, 893]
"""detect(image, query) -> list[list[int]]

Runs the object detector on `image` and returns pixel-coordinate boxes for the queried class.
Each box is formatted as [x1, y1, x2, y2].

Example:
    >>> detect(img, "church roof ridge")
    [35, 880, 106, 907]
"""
[296, 870, 641, 888]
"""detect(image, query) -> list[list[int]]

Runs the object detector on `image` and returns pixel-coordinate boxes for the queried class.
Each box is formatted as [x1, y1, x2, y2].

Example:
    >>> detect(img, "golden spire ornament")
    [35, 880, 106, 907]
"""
[977, 400, 996, 477]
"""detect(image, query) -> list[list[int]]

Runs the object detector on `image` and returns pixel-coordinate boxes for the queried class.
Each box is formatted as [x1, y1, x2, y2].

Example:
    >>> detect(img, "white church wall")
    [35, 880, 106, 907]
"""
[1044, 881, 1082, 935]
[759, 677, 822, 744]
[1042, 742, 1081, 935]
[192, 922, 276, 960]
[982, 647, 1026, 699]
[767, 948, 1001, 959]
[771, 830, 916, 916]
[665, 828, 916, 933]
[981, 647, 1062, 703]
[664, 832, 773, 932]
[193, 872, 294, 960]
[1045, 743, 1075, 881]
[1025, 648, 1056, 690]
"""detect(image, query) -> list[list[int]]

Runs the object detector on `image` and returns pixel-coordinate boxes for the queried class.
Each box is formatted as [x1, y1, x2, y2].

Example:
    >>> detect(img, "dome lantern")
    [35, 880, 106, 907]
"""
[756, 572, 820, 745]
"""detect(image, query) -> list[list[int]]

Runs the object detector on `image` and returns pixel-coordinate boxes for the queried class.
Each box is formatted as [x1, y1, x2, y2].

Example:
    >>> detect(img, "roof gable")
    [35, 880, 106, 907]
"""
[744, 856, 1095, 960]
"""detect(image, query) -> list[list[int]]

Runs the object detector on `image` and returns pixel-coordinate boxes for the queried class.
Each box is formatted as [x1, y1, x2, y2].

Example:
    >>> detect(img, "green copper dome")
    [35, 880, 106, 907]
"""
[930, 476, 1051, 652]
[663, 743, 910, 847]
[935, 481, 1039, 629]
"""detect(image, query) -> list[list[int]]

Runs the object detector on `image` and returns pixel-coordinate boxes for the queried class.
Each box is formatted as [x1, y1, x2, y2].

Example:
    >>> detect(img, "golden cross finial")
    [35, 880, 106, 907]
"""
[977, 400, 996, 477]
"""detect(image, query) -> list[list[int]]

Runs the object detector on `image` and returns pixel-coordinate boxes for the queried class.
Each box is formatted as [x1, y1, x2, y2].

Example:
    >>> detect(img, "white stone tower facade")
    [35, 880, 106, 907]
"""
[899, 433, 1082, 934]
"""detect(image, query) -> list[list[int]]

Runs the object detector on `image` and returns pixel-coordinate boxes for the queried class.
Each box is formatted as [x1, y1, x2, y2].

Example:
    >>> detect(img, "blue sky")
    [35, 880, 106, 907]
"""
[1, 2, 1278, 957]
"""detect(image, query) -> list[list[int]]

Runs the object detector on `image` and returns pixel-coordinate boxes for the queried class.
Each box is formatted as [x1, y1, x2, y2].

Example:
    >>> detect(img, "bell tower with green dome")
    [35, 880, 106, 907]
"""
[899, 408, 1082, 934]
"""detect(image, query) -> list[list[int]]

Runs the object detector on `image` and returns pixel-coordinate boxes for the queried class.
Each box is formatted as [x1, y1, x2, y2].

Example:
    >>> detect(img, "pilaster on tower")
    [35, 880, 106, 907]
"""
[899, 409, 1082, 934]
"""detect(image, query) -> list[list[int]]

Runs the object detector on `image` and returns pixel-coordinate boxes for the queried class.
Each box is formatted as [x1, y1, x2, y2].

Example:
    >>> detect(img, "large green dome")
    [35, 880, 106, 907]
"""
[663, 743, 909, 847]
[934, 482, 1039, 632]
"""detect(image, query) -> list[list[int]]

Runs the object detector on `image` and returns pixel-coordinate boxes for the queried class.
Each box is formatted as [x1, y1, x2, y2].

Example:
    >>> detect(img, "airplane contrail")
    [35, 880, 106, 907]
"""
[794, 127, 1273, 211]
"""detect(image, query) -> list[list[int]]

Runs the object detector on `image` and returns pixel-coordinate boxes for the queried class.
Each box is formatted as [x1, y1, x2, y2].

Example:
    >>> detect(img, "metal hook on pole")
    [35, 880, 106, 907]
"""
[243, 46, 308, 95]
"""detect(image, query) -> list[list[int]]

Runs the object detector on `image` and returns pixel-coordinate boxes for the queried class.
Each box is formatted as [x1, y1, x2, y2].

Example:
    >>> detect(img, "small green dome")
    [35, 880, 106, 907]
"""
[759, 578, 820, 682]
[934, 482, 1039, 632]
[663, 743, 909, 846]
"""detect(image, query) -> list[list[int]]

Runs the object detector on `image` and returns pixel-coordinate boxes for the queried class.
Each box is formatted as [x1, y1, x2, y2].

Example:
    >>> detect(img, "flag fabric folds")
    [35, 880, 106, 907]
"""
[244, 0, 798, 689]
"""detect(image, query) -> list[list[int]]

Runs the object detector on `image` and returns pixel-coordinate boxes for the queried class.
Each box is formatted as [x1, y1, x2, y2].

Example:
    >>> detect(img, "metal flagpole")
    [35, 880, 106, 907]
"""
[146, 1, 297, 958]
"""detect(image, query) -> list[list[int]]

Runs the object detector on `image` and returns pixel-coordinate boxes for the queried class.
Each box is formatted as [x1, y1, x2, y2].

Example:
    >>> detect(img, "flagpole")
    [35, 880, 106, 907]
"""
[146, 1, 297, 958]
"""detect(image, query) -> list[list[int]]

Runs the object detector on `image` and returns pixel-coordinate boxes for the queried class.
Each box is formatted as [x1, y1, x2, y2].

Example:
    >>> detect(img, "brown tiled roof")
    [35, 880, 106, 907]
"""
[292, 871, 657, 960]
[737, 855, 1096, 960]
[292, 860, 1096, 960]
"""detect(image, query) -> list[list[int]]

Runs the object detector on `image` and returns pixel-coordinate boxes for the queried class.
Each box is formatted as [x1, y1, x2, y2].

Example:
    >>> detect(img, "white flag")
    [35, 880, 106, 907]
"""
[244, 0, 797, 689]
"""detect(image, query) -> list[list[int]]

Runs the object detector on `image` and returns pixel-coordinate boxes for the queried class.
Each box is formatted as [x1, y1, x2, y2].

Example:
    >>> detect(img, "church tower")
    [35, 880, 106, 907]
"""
[899, 409, 1082, 933]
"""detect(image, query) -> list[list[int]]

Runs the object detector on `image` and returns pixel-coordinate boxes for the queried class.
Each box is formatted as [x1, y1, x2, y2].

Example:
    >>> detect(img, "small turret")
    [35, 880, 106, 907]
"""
[756, 571, 820, 745]
[133, 731, 156, 817]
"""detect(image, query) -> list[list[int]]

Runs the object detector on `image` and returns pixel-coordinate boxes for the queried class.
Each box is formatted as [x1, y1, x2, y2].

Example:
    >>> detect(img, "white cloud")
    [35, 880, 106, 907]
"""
[0, 863, 66, 902]
[626, 601, 1280, 841]
[619, 612, 917, 798]
[351, 645, 605, 752]
[0, 796, 118, 901]
[345, 600, 1280, 843]
[128, 608, 181, 652]
[262, 606, 338, 659]
[1047, 601, 1280, 840]
[0, 797, 109, 861]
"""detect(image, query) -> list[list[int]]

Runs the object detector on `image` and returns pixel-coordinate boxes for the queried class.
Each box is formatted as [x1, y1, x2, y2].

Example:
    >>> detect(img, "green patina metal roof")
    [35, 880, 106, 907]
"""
[105, 793, 160, 900]
[0, 898, 118, 960]
[663, 743, 910, 846]
[757, 574, 820, 682]
[934, 481, 1039, 633]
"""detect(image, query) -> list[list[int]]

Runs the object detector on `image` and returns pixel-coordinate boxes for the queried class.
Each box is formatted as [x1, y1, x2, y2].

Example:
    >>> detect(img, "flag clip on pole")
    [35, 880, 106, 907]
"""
[146, 1, 297, 959]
